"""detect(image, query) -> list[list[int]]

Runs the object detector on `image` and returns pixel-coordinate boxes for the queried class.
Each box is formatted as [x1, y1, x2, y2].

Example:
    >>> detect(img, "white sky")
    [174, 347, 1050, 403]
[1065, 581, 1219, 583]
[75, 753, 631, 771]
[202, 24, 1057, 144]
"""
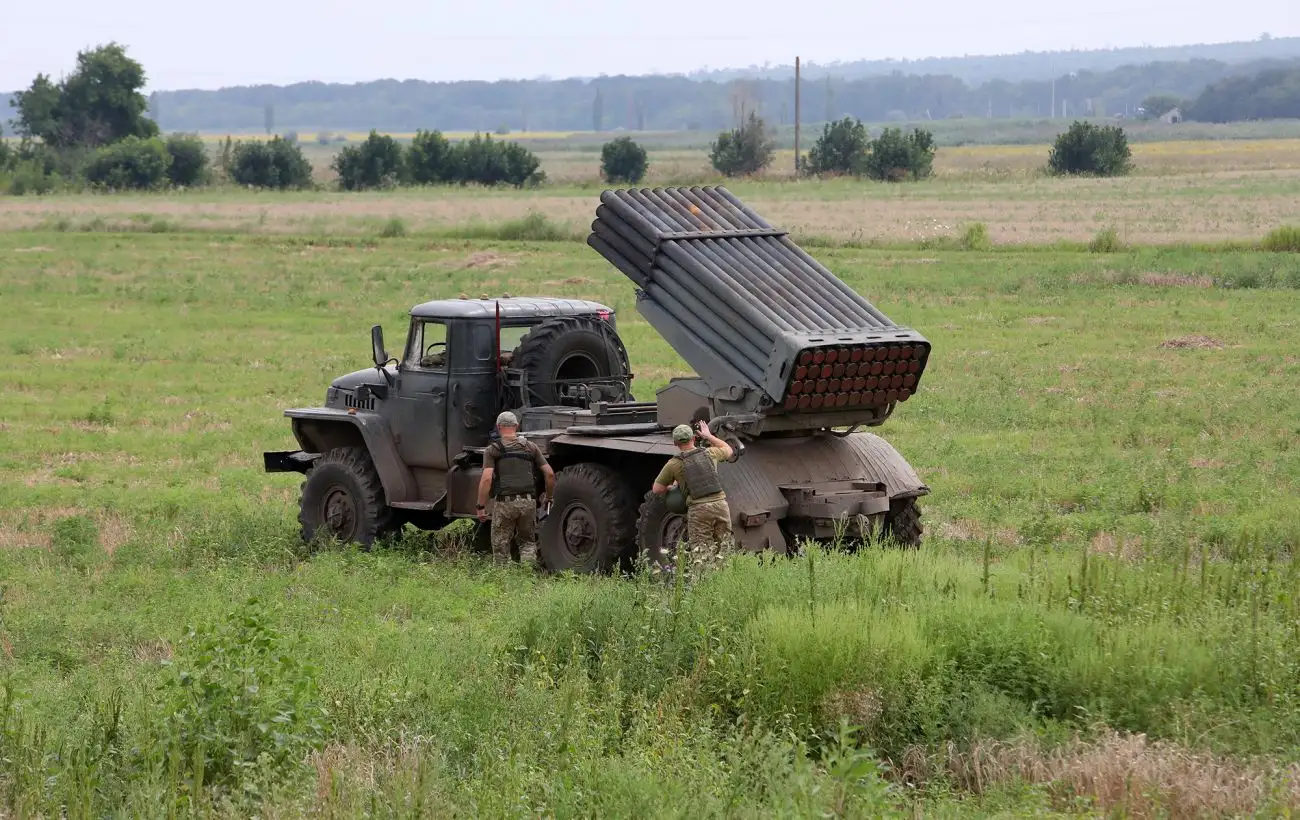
[1, 0, 1296, 91]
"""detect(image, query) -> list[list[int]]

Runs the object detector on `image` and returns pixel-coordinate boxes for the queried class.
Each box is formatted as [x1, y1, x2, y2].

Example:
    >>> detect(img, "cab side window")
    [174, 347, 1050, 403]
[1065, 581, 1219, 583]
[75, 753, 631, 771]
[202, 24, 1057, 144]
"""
[404, 320, 449, 371]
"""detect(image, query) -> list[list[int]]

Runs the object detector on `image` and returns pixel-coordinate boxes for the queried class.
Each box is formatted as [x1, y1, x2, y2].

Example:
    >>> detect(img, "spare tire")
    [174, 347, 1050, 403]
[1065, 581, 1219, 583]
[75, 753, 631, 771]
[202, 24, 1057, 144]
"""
[511, 317, 632, 406]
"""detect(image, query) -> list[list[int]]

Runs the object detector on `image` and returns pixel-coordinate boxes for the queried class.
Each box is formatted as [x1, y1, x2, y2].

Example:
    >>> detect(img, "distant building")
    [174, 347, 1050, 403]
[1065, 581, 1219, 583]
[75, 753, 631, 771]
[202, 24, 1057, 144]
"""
[1159, 107, 1184, 124]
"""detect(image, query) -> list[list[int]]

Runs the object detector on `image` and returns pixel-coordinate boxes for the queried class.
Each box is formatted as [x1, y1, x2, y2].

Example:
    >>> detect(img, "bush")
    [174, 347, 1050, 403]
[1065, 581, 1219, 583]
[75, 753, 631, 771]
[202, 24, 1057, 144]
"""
[862, 127, 936, 182]
[451, 133, 543, 187]
[83, 136, 171, 190]
[1089, 226, 1125, 253]
[960, 222, 992, 251]
[332, 130, 405, 191]
[164, 133, 209, 187]
[1048, 121, 1132, 177]
[600, 136, 648, 184]
[803, 117, 870, 176]
[407, 129, 456, 184]
[228, 136, 313, 189]
[709, 112, 775, 177]
[1261, 225, 1300, 253]
[3, 158, 62, 195]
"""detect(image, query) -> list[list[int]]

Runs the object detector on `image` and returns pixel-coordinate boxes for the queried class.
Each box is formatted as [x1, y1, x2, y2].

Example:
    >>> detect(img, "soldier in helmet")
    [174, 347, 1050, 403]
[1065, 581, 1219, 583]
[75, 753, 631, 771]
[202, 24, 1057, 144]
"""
[476, 411, 555, 568]
[651, 420, 734, 571]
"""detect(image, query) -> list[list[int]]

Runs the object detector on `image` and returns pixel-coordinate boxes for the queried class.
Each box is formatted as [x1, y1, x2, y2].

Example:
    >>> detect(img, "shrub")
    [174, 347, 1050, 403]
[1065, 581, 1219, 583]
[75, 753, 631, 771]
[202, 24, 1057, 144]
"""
[600, 136, 649, 184]
[960, 222, 992, 251]
[83, 136, 171, 190]
[1089, 226, 1125, 253]
[1261, 225, 1300, 252]
[228, 136, 313, 189]
[1048, 121, 1132, 176]
[862, 127, 936, 182]
[451, 133, 543, 187]
[709, 112, 775, 177]
[332, 130, 405, 191]
[379, 217, 407, 238]
[163, 132, 209, 187]
[3, 159, 62, 195]
[407, 129, 456, 185]
[804, 117, 870, 176]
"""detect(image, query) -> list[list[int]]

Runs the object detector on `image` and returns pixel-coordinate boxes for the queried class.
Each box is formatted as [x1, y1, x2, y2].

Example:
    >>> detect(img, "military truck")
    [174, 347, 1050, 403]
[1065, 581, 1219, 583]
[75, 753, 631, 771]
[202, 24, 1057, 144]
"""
[263, 186, 932, 572]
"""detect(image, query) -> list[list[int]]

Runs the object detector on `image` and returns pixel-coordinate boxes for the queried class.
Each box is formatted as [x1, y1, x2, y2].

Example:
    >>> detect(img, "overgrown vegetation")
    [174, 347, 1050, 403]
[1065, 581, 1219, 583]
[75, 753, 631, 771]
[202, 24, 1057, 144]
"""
[1048, 121, 1133, 176]
[600, 136, 649, 184]
[1, 232, 1299, 815]
[1262, 225, 1300, 252]
[803, 117, 871, 176]
[332, 130, 405, 190]
[862, 127, 937, 181]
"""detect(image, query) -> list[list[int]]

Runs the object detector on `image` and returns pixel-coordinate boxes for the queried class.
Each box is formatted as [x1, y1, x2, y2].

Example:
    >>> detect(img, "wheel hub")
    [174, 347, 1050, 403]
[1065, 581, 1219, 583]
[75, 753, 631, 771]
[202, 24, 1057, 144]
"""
[560, 502, 597, 559]
[321, 484, 357, 539]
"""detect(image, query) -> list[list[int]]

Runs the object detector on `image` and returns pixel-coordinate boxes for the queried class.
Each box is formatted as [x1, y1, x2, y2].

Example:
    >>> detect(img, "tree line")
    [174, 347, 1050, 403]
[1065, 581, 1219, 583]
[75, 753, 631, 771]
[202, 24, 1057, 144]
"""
[127, 57, 1300, 134]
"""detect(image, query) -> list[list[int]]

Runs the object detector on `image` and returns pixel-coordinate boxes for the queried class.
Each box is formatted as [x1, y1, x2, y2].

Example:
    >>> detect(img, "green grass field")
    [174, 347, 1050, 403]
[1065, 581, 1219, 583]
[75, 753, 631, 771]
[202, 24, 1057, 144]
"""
[3, 222, 1300, 816]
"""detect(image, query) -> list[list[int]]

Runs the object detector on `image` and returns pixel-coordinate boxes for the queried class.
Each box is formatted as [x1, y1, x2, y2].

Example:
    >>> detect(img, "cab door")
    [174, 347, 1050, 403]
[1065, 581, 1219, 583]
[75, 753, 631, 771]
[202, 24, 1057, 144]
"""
[395, 319, 450, 470]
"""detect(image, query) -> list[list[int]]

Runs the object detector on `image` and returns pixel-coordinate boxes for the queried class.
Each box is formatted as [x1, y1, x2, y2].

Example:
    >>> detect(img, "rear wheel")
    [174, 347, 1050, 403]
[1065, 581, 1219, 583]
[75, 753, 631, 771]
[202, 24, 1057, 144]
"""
[635, 491, 688, 573]
[539, 462, 638, 573]
[298, 446, 399, 548]
[879, 497, 923, 548]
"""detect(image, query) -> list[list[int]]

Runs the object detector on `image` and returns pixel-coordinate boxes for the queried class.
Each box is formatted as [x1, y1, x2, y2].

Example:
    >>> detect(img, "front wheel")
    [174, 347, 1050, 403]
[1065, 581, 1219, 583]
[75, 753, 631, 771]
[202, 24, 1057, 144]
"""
[298, 446, 399, 549]
[539, 463, 638, 573]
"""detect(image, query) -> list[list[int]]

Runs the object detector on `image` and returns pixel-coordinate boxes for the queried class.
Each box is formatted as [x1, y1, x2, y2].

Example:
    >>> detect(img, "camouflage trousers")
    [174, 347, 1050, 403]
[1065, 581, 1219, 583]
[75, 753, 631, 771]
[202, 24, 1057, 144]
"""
[491, 495, 538, 566]
[682, 498, 734, 572]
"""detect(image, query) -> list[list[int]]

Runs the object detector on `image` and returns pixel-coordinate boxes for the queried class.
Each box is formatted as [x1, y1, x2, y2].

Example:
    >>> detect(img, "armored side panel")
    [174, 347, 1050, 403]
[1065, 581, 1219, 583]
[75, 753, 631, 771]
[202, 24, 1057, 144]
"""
[587, 186, 931, 425]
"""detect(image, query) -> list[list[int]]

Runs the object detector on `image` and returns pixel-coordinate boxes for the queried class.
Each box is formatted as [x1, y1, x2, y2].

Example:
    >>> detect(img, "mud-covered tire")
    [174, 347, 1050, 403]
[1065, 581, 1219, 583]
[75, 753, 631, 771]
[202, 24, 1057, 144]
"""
[636, 491, 689, 573]
[512, 317, 631, 406]
[880, 497, 923, 548]
[298, 446, 399, 549]
[539, 462, 638, 573]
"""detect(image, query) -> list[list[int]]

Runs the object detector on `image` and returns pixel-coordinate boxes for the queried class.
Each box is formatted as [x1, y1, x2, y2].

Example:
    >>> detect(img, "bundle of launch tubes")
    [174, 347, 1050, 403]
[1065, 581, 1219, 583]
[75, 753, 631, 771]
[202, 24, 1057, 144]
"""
[586, 185, 932, 416]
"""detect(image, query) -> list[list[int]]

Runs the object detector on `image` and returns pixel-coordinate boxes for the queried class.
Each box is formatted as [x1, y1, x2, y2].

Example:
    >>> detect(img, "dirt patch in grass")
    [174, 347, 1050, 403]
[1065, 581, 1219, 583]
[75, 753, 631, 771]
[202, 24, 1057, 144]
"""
[12, 246, 54, 253]
[461, 251, 522, 269]
[1160, 335, 1225, 350]
[543, 276, 595, 286]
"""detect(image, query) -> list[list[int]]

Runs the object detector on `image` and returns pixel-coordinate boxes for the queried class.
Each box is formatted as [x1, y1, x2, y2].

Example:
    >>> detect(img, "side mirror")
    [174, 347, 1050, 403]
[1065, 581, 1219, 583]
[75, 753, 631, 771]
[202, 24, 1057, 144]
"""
[371, 325, 387, 368]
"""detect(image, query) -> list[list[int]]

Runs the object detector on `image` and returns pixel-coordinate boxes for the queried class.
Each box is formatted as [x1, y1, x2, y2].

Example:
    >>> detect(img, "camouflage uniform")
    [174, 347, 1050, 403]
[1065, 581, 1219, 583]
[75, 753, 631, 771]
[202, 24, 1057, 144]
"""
[654, 444, 733, 572]
[484, 435, 548, 566]
[491, 495, 538, 565]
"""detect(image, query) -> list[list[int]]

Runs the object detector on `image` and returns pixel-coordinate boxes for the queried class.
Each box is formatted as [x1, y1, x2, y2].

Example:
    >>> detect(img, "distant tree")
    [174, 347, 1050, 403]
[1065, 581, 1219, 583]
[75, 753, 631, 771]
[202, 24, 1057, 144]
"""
[12, 43, 157, 149]
[332, 130, 405, 190]
[709, 111, 774, 177]
[264, 103, 274, 136]
[1047, 121, 1132, 176]
[164, 133, 210, 187]
[407, 129, 456, 184]
[600, 136, 648, 184]
[803, 117, 870, 176]
[450, 133, 543, 187]
[1186, 67, 1300, 122]
[83, 135, 171, 189]
[229, 136, 313, 189]
[1140, 94, 1184, 119]
[861, 127, 936, 181]
[592, 88, 604, 132]
[0, 126, 12, 172]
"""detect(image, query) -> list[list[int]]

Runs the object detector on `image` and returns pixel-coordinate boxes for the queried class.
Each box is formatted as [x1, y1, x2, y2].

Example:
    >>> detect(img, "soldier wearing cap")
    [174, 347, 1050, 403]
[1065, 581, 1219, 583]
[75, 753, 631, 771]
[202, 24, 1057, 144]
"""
[477, 411, 555, 567]
[651, 420, 734, 570]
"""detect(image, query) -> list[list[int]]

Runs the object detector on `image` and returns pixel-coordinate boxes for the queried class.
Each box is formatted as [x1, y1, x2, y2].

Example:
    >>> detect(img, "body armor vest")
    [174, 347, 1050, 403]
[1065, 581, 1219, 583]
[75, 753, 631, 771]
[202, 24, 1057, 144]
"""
[491, 439, 537, 497]
[674, 447, 723, 500]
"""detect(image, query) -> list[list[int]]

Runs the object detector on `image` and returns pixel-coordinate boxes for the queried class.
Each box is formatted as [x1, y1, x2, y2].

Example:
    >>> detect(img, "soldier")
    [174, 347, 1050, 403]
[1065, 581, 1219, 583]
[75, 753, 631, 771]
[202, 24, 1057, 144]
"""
[476, 411, 555, 568]
[651, 420, 734, 572]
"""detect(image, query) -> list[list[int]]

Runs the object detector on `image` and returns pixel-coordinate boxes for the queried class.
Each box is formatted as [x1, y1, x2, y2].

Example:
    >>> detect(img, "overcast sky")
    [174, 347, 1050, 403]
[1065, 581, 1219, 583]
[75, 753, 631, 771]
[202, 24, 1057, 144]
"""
[1, 0, 1295, 91]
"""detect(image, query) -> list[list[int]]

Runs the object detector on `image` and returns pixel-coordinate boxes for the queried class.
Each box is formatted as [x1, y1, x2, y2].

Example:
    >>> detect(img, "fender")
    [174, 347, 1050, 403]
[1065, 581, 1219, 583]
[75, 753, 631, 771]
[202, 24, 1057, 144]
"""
[273, 407, 420, 504]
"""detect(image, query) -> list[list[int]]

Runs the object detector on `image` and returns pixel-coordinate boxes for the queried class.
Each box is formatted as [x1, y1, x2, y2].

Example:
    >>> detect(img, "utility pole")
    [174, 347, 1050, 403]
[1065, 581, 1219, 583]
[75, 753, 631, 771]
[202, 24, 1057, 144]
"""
[794, 56, 801, 174]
